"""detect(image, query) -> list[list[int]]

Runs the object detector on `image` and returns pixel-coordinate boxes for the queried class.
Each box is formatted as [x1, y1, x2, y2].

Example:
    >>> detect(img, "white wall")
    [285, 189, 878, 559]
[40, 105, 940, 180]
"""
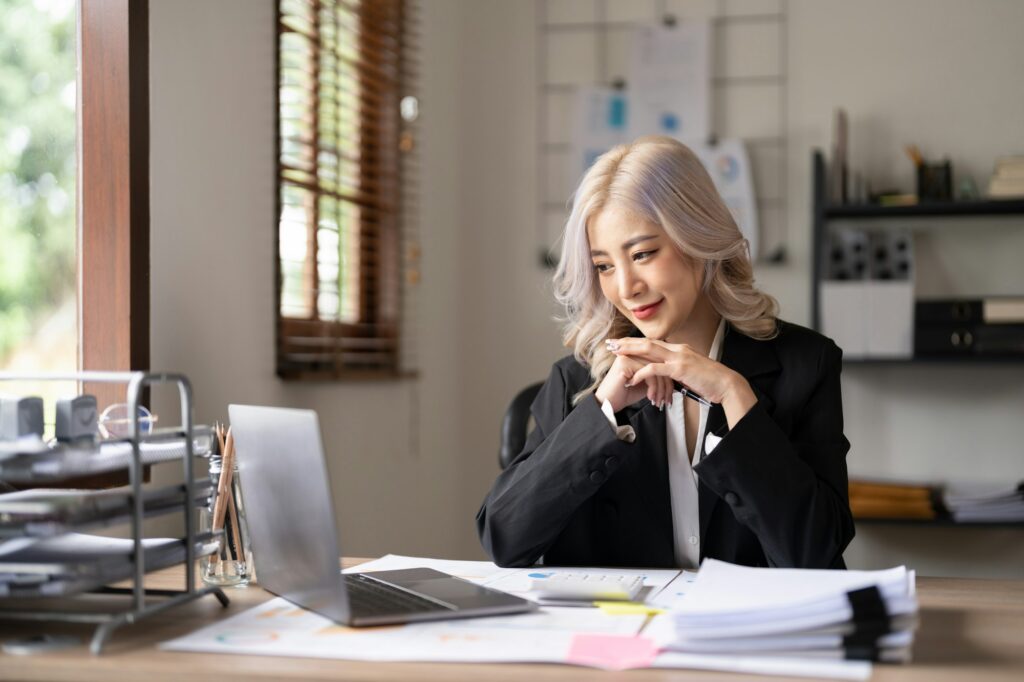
[149, 0, 1024, 576]
[149, 0, 474, 559]
[786, 0, 1024, 578]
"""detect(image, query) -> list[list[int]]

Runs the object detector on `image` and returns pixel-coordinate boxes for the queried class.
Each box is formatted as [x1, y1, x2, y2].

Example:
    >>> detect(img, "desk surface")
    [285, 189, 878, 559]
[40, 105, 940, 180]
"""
[1, 559, 1023, 682]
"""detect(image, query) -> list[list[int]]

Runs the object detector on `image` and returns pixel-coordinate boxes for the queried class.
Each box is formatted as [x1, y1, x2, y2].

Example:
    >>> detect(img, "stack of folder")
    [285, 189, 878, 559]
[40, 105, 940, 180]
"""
[848, 480, 936, 520]
[659, 559, 918, 663]
[943, 481, 1024, 523]
[0, 532, 219, 598]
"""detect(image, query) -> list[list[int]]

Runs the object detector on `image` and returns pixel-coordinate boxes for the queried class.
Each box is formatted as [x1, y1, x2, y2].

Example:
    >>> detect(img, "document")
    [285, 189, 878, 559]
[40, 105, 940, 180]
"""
[348, 553, 679, 605]
[944, 480, 1024, 522]
[161, 595, 647, 665]
[645, 569, 698, 610]
[478, 563, 678, 604]
[657, 559, 916, 667]
[340, 553, 515, 583]
[693, 139, 759, 258]
[627, 21, 711, 144]
[163, 554, 877, 677]
[569, 86, 630, 190]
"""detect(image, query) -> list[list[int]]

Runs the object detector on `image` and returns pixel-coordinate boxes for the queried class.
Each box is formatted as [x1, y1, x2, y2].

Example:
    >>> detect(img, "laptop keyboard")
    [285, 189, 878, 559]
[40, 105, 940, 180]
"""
[344, 573, 453, 617]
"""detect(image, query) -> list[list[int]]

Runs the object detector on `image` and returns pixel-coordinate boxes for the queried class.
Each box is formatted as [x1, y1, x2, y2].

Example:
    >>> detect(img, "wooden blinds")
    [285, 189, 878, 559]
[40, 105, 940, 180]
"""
[276, 0, 419, 379]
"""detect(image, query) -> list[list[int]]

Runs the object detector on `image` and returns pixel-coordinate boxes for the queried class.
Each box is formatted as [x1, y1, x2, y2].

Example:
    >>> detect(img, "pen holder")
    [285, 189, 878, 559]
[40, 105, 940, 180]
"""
[916, 161, 952, 201]
[199, 452, 253, 586]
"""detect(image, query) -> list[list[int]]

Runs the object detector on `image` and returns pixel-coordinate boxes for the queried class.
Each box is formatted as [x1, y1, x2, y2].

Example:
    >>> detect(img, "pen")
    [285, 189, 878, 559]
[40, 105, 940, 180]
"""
[673, 381, 713, 407]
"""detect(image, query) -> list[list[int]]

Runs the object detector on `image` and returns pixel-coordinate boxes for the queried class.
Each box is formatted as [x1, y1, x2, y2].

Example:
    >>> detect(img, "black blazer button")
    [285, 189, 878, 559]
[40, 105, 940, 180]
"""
[590, 471, 605, 484]
[604, 456, 616, 468]
[724, 491, 739, 505]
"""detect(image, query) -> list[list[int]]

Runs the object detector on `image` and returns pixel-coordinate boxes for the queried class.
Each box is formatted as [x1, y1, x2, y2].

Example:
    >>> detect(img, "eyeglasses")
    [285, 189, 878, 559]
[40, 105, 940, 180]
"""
[97, 403, 158, 439]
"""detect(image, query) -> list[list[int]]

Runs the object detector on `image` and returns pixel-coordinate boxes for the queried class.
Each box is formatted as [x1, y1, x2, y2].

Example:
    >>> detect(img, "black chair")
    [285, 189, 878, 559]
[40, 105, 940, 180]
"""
[498, 381, 544, 470]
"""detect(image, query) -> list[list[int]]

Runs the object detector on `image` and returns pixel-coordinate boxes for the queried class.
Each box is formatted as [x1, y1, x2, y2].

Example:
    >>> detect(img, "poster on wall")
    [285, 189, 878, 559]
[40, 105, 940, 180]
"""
[569, 85, 630, 191]
[563, 23, 757, 259]
[693, 139, 759, 259]
[627, 20, 711, 144]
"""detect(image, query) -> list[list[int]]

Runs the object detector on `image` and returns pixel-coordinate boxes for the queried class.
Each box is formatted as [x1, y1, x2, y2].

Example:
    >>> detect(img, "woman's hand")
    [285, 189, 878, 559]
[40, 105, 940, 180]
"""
[595, 352, 675, 413]
[607, 337, 758, 428]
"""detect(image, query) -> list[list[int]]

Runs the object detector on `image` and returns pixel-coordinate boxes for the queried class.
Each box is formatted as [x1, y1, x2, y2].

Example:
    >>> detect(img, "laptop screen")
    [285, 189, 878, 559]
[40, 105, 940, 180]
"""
[229, 405, 351, 622]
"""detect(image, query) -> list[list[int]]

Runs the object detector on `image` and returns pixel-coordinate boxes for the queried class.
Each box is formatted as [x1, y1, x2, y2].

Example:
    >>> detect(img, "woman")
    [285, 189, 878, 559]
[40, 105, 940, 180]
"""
[476, 136, 853, 570]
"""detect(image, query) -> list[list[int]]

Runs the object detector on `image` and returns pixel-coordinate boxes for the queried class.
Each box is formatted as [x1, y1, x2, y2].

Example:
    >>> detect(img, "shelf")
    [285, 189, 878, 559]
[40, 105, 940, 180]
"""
[810, 149, 1024, 334]
[855, 517, 1024, 529]
[843, 354, 1024, 366]
[823, 198, 1024, 219]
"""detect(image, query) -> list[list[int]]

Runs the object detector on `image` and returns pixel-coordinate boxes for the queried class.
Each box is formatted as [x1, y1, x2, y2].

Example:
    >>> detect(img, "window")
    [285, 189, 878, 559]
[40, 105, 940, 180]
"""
[0, 0, 78, 414]
[0, 0, 148, 488]
[276, 0, 419, 380]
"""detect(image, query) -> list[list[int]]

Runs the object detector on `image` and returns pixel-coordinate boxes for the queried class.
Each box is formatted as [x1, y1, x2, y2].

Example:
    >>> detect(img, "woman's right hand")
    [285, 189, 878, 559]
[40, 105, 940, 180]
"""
[594, 353, 674, 413]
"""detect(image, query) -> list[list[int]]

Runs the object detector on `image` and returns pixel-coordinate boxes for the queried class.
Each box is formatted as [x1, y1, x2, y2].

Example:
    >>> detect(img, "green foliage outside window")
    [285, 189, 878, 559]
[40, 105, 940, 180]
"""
[0, 0, 76, 365]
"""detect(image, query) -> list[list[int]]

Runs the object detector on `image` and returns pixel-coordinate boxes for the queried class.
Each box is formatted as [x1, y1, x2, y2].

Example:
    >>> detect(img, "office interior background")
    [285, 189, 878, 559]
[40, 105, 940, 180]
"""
[132, 0, 1024, 578]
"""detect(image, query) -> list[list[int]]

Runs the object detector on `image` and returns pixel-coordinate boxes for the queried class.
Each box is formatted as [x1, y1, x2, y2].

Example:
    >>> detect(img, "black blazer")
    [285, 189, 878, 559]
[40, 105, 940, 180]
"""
[476, 321, 854, 569]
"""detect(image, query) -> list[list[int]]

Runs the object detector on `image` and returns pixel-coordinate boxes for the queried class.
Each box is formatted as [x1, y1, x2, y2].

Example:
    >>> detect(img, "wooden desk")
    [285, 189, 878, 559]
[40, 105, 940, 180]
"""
[2, 559, 1023, 681]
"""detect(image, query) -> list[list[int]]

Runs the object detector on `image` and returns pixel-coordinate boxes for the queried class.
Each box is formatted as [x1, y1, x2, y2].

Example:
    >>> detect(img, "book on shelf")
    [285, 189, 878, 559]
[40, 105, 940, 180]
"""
[850, 498, 935, 520]
[917, 297, 1024, 325]
[987, 177, 1024, 198]
[848, 478, 1024, 523]
[988, 156, 1024, 198]
[848, 479, 937, 520]
[983, 298, 1024, 324]
[849, 481, 931, 502]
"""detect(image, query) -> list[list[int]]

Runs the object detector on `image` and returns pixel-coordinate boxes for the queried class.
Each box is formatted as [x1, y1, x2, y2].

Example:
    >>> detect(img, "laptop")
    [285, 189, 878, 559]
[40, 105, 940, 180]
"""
[228, 404, 535, 626]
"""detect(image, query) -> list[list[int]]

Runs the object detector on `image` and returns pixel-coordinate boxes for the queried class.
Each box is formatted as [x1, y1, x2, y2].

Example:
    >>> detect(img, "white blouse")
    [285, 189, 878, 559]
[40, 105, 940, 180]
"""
[601, 319, 726, 568]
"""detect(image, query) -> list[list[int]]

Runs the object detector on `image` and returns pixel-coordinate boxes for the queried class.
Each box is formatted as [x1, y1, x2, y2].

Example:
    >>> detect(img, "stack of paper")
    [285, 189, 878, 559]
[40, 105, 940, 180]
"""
[164, 554, 873, 678]
[944, 481, 1024, 522]
[657, 559, 917, 663]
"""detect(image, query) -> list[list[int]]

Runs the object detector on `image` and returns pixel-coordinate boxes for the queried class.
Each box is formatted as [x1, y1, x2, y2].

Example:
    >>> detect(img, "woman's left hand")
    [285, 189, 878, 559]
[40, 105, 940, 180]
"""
[607, 337, 758, 428]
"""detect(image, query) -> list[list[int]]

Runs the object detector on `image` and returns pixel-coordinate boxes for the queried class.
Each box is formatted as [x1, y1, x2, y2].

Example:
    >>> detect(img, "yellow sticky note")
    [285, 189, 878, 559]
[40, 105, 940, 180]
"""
[594, 601, 665, 616]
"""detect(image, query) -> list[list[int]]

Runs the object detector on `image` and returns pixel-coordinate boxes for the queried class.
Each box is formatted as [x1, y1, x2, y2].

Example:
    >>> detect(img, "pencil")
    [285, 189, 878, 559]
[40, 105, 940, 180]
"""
[212, 429, 235, 534]
[215, 422, 226, 457]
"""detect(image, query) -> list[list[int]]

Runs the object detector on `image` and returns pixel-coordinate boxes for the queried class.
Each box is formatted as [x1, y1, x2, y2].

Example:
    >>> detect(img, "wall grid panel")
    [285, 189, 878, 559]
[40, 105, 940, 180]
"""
[535, 0, 789, 265]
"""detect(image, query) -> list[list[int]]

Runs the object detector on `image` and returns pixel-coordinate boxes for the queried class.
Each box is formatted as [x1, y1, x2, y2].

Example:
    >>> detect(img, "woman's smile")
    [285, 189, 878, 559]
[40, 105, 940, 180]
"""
[631, 298, 663, 320]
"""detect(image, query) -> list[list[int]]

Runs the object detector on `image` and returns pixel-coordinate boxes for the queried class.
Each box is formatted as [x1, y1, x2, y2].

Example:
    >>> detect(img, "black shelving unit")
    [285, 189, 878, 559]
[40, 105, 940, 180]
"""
[843, 355, 1024, 366]
[810, 149, 1024, 358]
[855, 517, 1024, 529]
[823, 198, 1024, 219]
[813, 150, 1024, 531]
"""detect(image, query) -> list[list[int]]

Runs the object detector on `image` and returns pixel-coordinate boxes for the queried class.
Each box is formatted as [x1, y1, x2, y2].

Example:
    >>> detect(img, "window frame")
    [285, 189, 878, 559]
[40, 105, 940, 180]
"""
[71, 0, 150, 488]
[275, 0, 415, 381]
[78, 0, 150, 403]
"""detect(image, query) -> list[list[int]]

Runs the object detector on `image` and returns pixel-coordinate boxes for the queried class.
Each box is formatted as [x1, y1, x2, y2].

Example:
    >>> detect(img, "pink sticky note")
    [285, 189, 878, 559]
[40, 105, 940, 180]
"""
[566, 634, 659, 671]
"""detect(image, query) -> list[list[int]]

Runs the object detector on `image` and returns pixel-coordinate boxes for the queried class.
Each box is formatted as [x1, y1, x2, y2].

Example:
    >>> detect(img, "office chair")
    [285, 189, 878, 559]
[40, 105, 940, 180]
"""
[498, 381, 543, 470]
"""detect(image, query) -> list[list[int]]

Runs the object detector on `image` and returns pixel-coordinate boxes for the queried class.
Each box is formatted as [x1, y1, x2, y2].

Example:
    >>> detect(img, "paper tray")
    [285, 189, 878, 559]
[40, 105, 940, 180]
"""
[0, 426, 214, 484]
[0, 482, 212, 537]
[0, 533, 219, 599]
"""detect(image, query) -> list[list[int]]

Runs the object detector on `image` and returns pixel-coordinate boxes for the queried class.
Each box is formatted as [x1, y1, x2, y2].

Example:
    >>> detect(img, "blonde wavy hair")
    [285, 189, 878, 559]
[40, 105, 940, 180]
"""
[553, 135, 778, 403]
